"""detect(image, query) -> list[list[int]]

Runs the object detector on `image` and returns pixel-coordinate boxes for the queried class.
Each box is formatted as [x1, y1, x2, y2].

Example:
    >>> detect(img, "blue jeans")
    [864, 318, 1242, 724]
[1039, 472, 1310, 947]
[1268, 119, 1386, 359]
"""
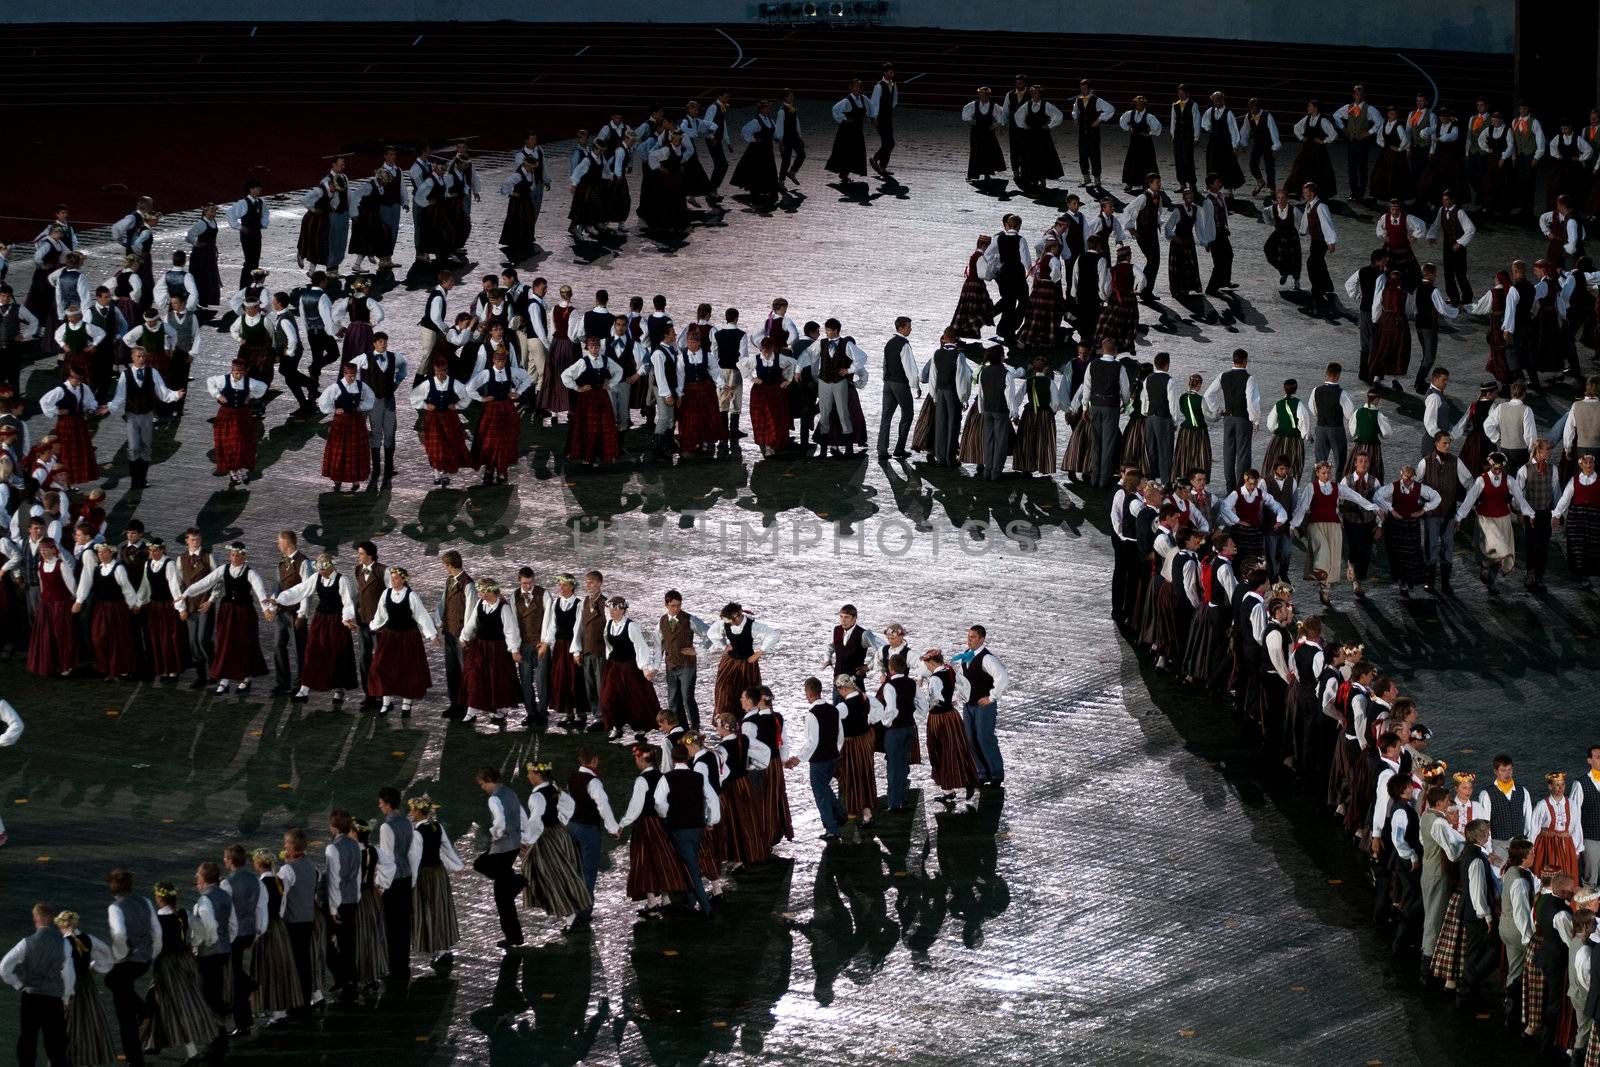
[669, 827, 711, 913]
[568, 822, 601, 918]
[883, 726, 914, 809]
[1422, 516, 1457, 569]
[808, 759, 845, 835]
[1264, 530, 1292, 583]
[963, 700, 1003, 783]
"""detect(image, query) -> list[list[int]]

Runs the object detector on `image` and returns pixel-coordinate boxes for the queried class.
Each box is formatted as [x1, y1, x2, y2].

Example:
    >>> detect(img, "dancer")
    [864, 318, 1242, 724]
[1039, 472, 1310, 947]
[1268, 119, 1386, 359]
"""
[1289, 460, 1379, 606]
[271, 553, 359, 705]
[962, 87, 1008, 182]
[367, 566, 434, 717]
[409, 357, 472, 486]
[1454, 452, 1535, 593]
[1118, 96, 1163, 192]
[179, 542, 269, 694]
[459, 578, 522, 724]
[407, 796, 462, 967]
[1554, 452, 1600, 591]
[586, 595, 662, 740]
[316, 361, 376, 491]
[825, 79, 871, 185]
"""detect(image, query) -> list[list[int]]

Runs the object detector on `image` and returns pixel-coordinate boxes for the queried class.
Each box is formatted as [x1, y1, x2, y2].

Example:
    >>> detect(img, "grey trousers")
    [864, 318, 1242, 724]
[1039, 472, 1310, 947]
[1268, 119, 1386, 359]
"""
[1090, 404, 1121, 488]
[1143, 414, 1174, 484]
[369, 401, 397, 448]
[654, 398, 677, 434]
[185, 605, 214, 676]
[1220, 415, 1252, 491]
[125, 412, 155, 462]
[877, 381, 914, 455]
[581, 653, 603, 722]
[517, 642, 548, 718]
[980, 410, 1011, 480]
[608, 382, 632, 434]
[1311, 424, 1347, 475]
[818, 380, 853, 435]
[1584, 845, 1600, 888]
[665, 663, 701, 730]
[353, 624, 375, 695]
[933, 388, 962, 464]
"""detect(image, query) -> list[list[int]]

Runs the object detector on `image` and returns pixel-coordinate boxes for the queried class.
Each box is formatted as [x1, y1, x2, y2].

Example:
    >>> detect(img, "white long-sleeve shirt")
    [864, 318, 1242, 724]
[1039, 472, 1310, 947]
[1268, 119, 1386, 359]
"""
[459, 598, 521, 653]
[373, 819, 424, 891]
[38, 382, 99, 420]
[522, 785, 577, 845]
[1372, 479, 1442, 520]
[919, 346, 975, 406]
[1201, 371, 1262, 422]
[651, 762, 721, 826]
[1298, 199, 1337, 245]
[1237, 111, 1280, 150]
[1477, 785, 1534, 839]
[1426, 206, 1477, 247]
[74, 559, 139, 607]
[190, 889, 236, 951]
[1454, 471, 1535, 522]
[1218, 486, 1289, 526]
[0, 701, 23, 748]
[274, 572, 356, 622]
[317, 379, 376, 416]
[107, 897, 162, 962]
[1290, 479, 1378, 526]
[785, 701, 847, 763]
[1069, 96, 1112, 125]
[181, 563, 269, 609]
[1532, 794, 1585, 852]
[225, 196, 272, 230]
[1118, 108, 1164, 137]
[1201, 106, 1240, 146]
[106, 365, 181, 414]
[368, 587, 438, 638]
[0, 932, 74, 1001]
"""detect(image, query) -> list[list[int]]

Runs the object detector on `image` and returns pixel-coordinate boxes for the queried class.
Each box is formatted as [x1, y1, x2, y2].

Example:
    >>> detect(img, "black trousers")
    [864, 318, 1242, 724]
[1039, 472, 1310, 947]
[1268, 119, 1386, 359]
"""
[1347, 137, 1372, 199]
[17, 992, 67, 1067]
[1307, 241, 1333, 301]
[196, 951, 231, 1030]
[383, 877, 413, 984]
[273, 613, 303, 690]
[1441, 246, 1472, 304]
[1206, 233, 1234, 292]
[780, 138, 806, 179]
[307, 330, 340, 381]
[995, 274, 1029, 338]
[277, 354, 312, 405]
[473, 849, 526, 945]
[1136, 231, 1161, 295]
[238, 226, 262, 288]
[229, 934, 256, 1031]
[706, 141, 729, 193]
[1458, 913, 1499, 1003]
[1248, 142, 1275, 189]
[872, 116, 896, 169]
[330, 902, 359, 991]
[1078, 126, 1102, 179]
[442, 633, 463, 710]
[285, 919, 315, 1007]
[105, 960, 150, 1067]
[1344, 520, 1375, 580]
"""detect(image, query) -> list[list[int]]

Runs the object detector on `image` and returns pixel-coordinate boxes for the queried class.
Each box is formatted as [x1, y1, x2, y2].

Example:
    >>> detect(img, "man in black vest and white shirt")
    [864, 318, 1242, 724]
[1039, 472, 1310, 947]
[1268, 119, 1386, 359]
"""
[783, 675, 848, 841]
[106, 346, 183, 490]
[473, 767, 529, 949]
[711, 308, 749, 441]
[226, 177, 272, 289]
[869, 63, 899, 176]
[1140, 351, 1181, 484]
[919, 328, 974, 467]
[296, 271, 338, 387]
[878, 316, 921, 459]
[652, 742, 721, 915]
[1202, 348, 1261, 492]
[1066, 338, 1131, 489]
[812, 320, 868, 459]
[702, 91, 734, 201]
[981, 215, 1031, 340]
[1309, 362, 1354, 477]
[348, 333, 407, 481]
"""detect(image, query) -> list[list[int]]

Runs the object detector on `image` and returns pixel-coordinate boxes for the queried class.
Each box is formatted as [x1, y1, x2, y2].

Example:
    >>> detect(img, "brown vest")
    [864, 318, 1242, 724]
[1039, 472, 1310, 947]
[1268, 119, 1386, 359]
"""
[514, 585, 545, 645]
[579, 592, 606, 655]
[441, 570, 472, 636]
[178, 550, 213, 610]
[353, 563, 383, 624]
[659, 614, 692, 669]
[277, 551, 307, 593]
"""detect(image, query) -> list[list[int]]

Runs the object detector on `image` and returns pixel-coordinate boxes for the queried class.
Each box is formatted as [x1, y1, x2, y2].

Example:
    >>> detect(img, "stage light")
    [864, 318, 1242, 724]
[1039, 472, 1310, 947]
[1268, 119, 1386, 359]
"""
[829, 2, 844, 15]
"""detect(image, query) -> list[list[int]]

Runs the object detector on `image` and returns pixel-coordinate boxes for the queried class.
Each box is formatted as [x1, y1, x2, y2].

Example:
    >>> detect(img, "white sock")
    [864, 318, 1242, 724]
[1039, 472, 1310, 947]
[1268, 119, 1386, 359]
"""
[296, 686, 310, 697]
[467, 707, 484, 718]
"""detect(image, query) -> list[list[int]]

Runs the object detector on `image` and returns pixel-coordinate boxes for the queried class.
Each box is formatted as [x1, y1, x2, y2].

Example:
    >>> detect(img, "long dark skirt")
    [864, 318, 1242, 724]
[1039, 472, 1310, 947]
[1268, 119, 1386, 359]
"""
[1183, 604, 1232, 687]
[413, 865, 459, 954]
[64, 967, 115, 1065]
[714, 655, 762, 720]
[1385, 515, 1427, 584]
[297, 210, 330, 265]
[1122, 136, 1158, 189]
[1261, 433, 1306, 482]
[358, 887, 389, 983]
[950, 273, 996, 338]
[190, 243, 222, 307]
[731, 142, 781, 197]
[1061, 413, 1096, 475]
[500, 194, 539, 252]
[1208, 131, 1246, 188]
[89, 600, 138, 677]
[252, 921, 303, 1013]
[1017, 277, 1065, 350]
[825, 123, 868, 178]
[1013, 407, 1058, 474]
[762, 756, 792, 844]
[968, 122, 1006, 179]
[626, 815, 687, 899]
[475, 397, 523, 472]
[210, 602, 267, 681]
[959, 404, 985, 464]
[1168, 234, 1201, 294]
[927, 708, 980, 791]
[1093, 296, 1139, 355]
[147, 949, 222, 1049]
[26, 597, 77, 676]
[522, 826, 591, 917]
[368, 627, 431, 698]
[463, 636, 521, 712]
[721, 775, 770, 865]
[321, 411, 371, 483]
[545, 638, 581, 713]
[1284, 141, 1336, 200]
[1264, 226, 1302, 280]
[300, 613, 358, 691]
[1568, 504, 1600, 577]
[1369, 147, 1411, 202]
[1173, 424, 1212, 483]
[911, 395, 935, 453]
[1119, 413, 1148, 471]
[838, 732, 877, 814]
[599, 659, 660, 730]
[536, 336, 576, 415]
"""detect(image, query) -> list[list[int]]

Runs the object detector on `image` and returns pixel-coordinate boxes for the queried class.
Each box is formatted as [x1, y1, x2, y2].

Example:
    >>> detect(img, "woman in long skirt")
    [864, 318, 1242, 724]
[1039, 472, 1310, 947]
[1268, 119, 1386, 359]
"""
[1012, 358, 1060, 475]
[1263, 189, 1302, 286]
[297, 186, 333, 270]
[711, 713, 768, 866]
[1284, 103, 1337, 200]
[1203, 97, 1245, 190]
[57, 913, 117, 1067]
[535, 288, 577, 420]
[731, 103, 782, 203]
[366, 568, 435, 715]
[963, 89, 1007, 181]
[317, 368, 373, 490]
[81, 543, 139, 679]
[1557, 452, 1600, 587]
[408, 797, 462, 962]
[461, 580, 523, 719]
[410, 362, 473, 484]
[957, 398, 985, 465]
[836, 678, 878, 824]
[1013, 88, 1064, 188]
[520, 762, 593, 919]
[250, 853, 303, 1016]
[825, 79, 870, 181]
[335, 280, 383, 367]
[1368, 110, 1412, 203]
[355, 827, 389, 986]
[1173, 376, 1212, 483]
[1017, 242, 1066, 350]
[619, 747, 686, 912]
[918, 653, 979, 802]
[1093, 248, 1140, 355]
[186, 204, 223, 309]
[43, 368, 100, 485]
[1119, 361, 1151, 474]
[742, 338, 795, 456]
[499, 158, 543, 259]
[747, 690, 792, 845]
[1165, 189, 1205, 296]
[1367, 272, 1412, 384]
[146, 884, 224, 1056]
[1375, 466, 1432, 593]
[950, 235, 996, 338]
[1455, 383, 1497, 477]
[1481, 271, 1512, 383]
[1119, 98, 1161, 191]
[347, 178, 392, 267]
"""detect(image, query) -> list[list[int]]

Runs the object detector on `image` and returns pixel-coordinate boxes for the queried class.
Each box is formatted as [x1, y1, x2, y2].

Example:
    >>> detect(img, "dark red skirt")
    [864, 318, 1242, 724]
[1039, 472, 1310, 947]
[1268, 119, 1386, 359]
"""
[626, 815, 687, 899]
[213, 406, 257, 472]
[762, 757, 793, 844]
[721, 775, 770, 865]
[88, 601, 137, 677]
[713, 656, 762, 720]
[546, 639, 581, 713]
[339, 322, 374, 365]
[301, 613, 358, 691]
[749, 383, 790, 449]
[321, 411, 371, 483]
[839, 732, 878, 815]
[420, 409, 472, 474]
[26, 599, 78, 676]
[146, 603, 186, 676]
[677, 380, 725, 452]
[1369, 312, 1412, 378]
[926, 708, 979, 791]
[563, 389, 618, 463]
[949, 274, 996, 338]
[463, 637, 522, 712]
[53, 414, 98, 485]
[367, 627, 431, 698]
[238, 342, 275, 379]
[600, 659, 660, 731]
[1093, 296, 1139, 355]
[473, 397, 522, 472]
[210, 601, 268, 681]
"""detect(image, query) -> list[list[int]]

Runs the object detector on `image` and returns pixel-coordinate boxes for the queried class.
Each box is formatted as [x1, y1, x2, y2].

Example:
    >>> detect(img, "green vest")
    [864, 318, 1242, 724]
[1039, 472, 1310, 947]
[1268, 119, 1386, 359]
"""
[239, 317, 269, 345]
[1512, 120, 1538, 156]
[1353, 407, 1380, 444]
[1342, 103, 1372, 141]
[60, 323, 89, 352]
[137, 326, 165, 354]
[1272, 396, 1300, 437]
[1179, 392, 1206, 430]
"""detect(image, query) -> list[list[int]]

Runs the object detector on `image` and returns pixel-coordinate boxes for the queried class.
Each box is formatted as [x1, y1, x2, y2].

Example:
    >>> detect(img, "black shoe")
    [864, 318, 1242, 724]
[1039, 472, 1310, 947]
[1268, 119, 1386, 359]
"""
[270, 686, 293, 696]
[190, 677, 208, 690]
[495, 938, 525, 950]
[585, 720, 606, 732]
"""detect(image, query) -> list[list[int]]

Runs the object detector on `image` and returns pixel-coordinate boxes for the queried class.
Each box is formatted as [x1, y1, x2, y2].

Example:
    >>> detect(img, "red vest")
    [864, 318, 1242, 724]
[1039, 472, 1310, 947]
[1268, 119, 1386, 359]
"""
[1234, 490, 1264, 527]
[1475, 474, 1510, 518]
[1308, 482, 1340, 523]
[1389, 480, 1422, 519]
[1383, 213, 1409, 250]
[1574, 475, 1600, 507]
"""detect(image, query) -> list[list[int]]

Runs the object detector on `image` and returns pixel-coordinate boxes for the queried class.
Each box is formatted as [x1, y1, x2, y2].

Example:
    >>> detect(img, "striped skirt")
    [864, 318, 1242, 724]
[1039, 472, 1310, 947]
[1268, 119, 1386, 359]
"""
[358, 887, 389, 983]
[147, 950, 222, 1049]
[1530, 833, 1580, 883]
[926, 708, 979, 791]
[1261, 433, 1305, 482]
[839, 732, 878, 815]
[1118, 413, 1148, 472]
[522, 826, 592, 917]
[762, 756, 793, 844]
[626, 815, 686, 900]
[65, 970, 116, 1066]
[1061, 413, 1095, 475]
[721, 775, 770, 865]
[252, 921, 304, 1013]
[911, 395, 935, 453]
[1172, 425, 1211, 485]
[412, 865, 459, 954]
[958, 404, 985, 464]
[714, 656, 762, 720]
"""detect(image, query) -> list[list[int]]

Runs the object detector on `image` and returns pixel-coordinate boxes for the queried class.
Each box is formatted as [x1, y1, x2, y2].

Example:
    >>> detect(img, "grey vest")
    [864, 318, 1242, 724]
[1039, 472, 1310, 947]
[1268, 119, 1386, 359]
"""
[224, 868, 260, 937]
[386, 811, 415, 880]
[199, 886, 233, 957]
[167, 312, 197, 353]
[282, 857, 317, 923]
[1497, 401, 1529, 450]
[111, 896, 154, 963]
[329, 836, 360, 905]
[20, 928, 66, 997]
[1573, 401, 1600, 449]
[490, 784, 523, 854]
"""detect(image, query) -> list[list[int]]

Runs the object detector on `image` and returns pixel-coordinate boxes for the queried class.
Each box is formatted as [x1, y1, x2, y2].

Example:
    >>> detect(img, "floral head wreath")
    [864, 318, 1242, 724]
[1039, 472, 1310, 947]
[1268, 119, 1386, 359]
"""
[250, 848, 276, 868]
[476, 578, 500, 595]
[387, 565, 409, 579]
[1341, 643, 1364, 658]
[526, 760, 554, 776]
[554, 572, 577, 587]
[52, 911, 79, 930]
[1420, 759, 1448, 780]
[1452, 771, 1476, 784]
[352, 819, 373, 834]
[407, 795, 436, 815]
[153, 881, 179, 900]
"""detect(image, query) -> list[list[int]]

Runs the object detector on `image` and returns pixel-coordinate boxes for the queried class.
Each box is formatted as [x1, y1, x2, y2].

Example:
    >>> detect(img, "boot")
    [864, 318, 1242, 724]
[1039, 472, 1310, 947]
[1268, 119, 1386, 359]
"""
[369, 448, 382, 482]
[383, 446, 395, 479]
[129, 460, 145, 489]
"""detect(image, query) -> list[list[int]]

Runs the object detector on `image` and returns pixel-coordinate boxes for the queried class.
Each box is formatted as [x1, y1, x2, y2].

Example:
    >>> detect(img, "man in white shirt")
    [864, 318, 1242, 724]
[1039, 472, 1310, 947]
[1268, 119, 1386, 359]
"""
[0, 903, 74, 1065]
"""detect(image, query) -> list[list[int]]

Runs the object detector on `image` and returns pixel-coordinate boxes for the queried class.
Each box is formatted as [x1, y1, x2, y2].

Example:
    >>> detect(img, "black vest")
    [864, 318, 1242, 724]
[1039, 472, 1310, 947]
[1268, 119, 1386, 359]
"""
[568, 772, 602, 825]
[1144, 371, 1171, 417]
[1088, 358, 1121, 407]
[662, 767, 706, 830]
[808, 701, 841, 762]
[1219, 368, 1250, 418]
[713, 327, 744, 370]
[883, 335, 910, 384]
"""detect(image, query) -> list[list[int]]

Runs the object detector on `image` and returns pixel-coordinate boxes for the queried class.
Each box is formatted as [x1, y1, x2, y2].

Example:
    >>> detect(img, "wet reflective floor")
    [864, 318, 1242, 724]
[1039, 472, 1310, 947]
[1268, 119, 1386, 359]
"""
[2, 105, 1596, 1065]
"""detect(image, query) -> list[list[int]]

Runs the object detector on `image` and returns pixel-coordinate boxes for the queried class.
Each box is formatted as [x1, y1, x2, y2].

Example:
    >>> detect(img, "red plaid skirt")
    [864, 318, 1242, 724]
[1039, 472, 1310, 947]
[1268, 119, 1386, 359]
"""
[1017, 277, 1064, 349]
[213, 406, 257, 473]
[301, 613, 359, 691]
[839, 732, 878, 815]
[927, 708, 979, 791]
[419, 409, 471, 474]
[676, 380, 724, 452]
[26, 599, 78, 676]
[474, 398, 522, 472]
[600, 659, 660, 731]
[53, 414, 98, 484]
[145, 603, 186, 676]
[367, 627, 431, 698]
[321, 411, 371, 482]
[749, 382, 790, 449]
[714, 655, 762, 719]
[463, 637, 521, 711]
[89, 601, 138, 677]
[563, 390, 617, 464]
[1523, 926, 1545, 1027]
[949, 274, 995, 338]
[210, 601, 267, 681]
[1093, 296, 1139, 355]
[1431, 890, 1464, 983]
